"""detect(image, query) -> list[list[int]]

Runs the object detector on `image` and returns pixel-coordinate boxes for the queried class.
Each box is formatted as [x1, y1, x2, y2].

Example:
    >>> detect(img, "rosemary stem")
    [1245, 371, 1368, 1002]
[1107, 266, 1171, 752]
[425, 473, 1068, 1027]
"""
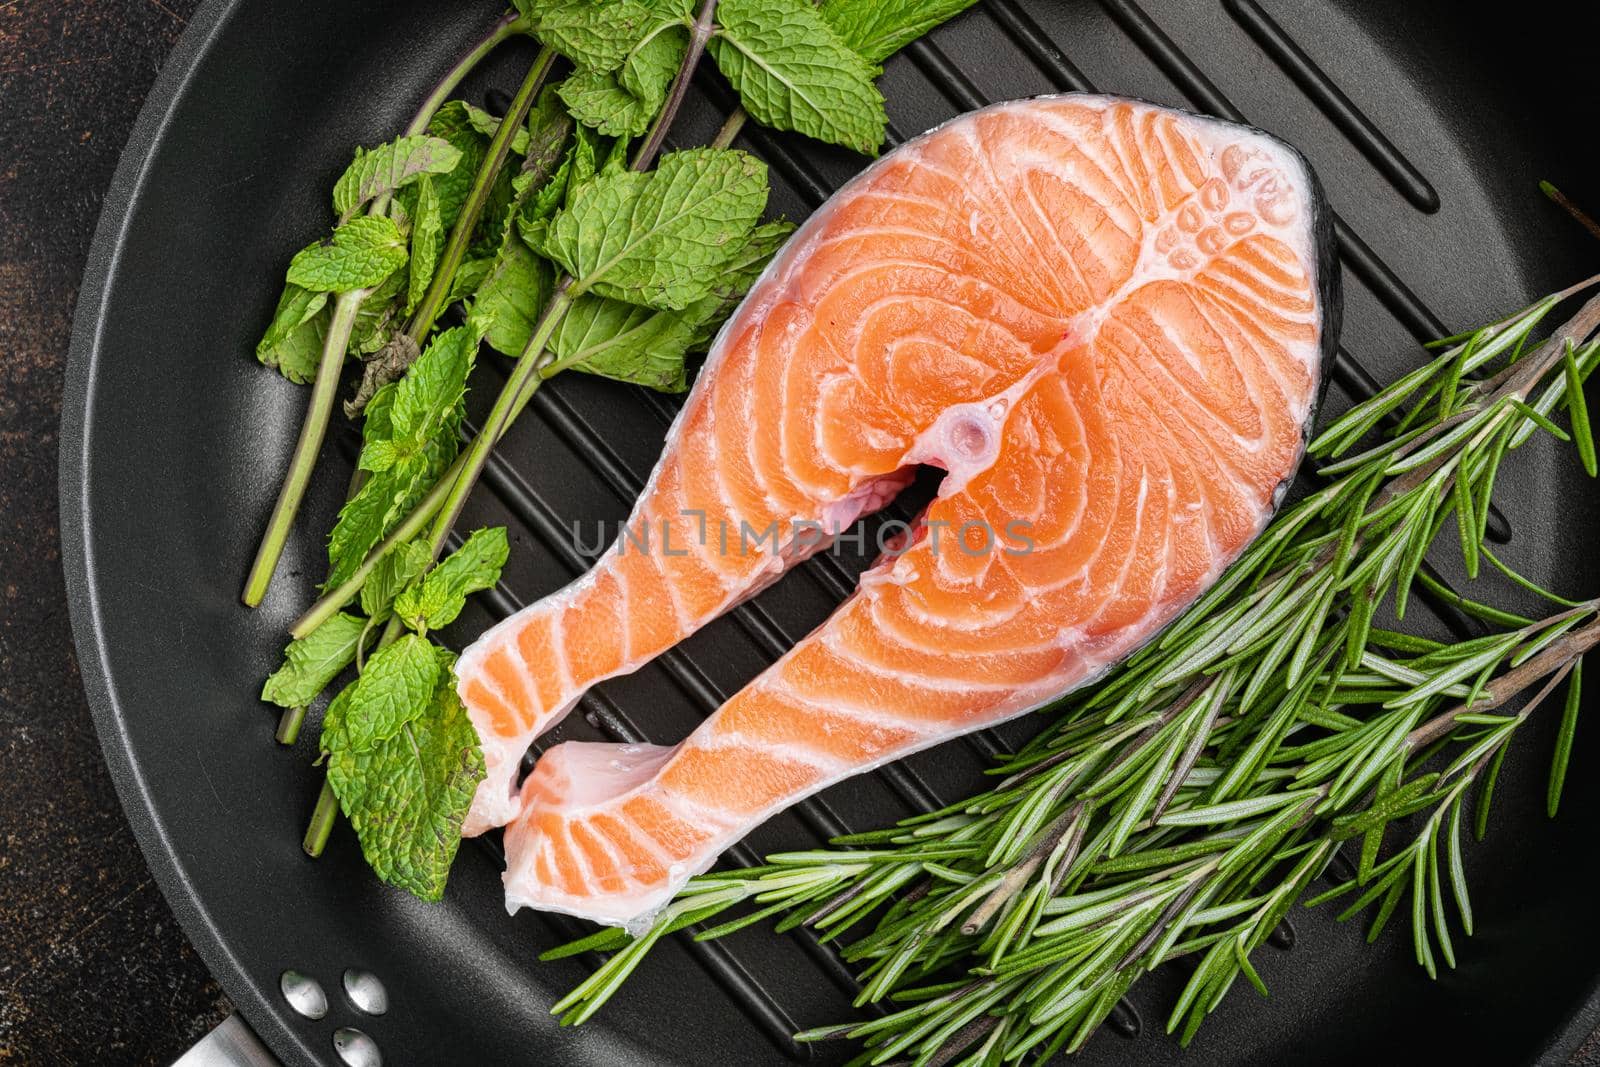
[632, 0, 720, 169]
[1406, 615, 1600, 749]
[406, 46, 557, 342]
[1541, 181, 1600, 243]
[242, 292, 365, 606]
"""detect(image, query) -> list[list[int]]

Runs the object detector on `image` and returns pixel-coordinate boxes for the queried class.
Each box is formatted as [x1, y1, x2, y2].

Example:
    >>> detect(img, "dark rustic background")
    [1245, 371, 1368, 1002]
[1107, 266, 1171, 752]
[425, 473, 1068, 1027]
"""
[2, 3, 1600, 1066]
[0, 2, 231, 1065]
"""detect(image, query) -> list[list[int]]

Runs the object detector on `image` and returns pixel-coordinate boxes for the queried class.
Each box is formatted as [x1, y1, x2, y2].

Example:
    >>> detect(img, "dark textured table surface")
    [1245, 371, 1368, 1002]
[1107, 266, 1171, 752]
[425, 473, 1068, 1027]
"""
[1, 2, 230, 1064]
[3, 4, 1600, 1066]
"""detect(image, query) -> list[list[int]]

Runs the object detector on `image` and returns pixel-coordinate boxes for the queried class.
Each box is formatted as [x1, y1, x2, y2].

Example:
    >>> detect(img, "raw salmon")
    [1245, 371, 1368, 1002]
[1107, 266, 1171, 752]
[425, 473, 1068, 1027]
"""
[458, 95, 1338, 925]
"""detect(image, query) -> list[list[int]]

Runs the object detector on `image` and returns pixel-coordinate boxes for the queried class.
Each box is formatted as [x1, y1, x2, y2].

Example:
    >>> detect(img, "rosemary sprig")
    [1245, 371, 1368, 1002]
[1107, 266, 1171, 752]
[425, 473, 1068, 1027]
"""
[545, 280, 1600, 1058]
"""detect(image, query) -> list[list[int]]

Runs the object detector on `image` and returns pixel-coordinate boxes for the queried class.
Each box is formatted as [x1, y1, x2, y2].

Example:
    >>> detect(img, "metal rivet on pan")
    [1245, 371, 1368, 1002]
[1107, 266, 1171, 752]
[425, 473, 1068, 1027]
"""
[342, 968, 389, 1015]
[278, 970, 328, 1019]
[333, 1027, 382, 1067]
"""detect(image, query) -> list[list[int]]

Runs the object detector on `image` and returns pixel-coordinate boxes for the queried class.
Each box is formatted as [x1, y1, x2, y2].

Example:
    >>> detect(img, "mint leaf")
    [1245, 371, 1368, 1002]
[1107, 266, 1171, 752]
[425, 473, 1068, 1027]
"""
[395, 527, 510, 633]
[327, 367, 463, 589]
[470, 226, 555, 358]
[339, 633, 440, 749]
[325, 660, 483, 901]
[389, 325, 476, 442]
[456, 100, 533, 157]
[348, 265, 408, 355]
[256, 282, 330, 384]
[565, 121, 602, 208]
[560, 21, 686, 137]
[820, 0, 980, 63]
[332, 135, 463, 221]
[534, 0, 683, 71]
[547, 219, 792, 391]
[260, 611, 367, 708]
[681, 219, 794, 349]
[709, 0, 888, 154]
[534, 147, 768, 310]
[287, 216, 409, 293]
[555, 297, 697, 392]
[355, 325, 473, 472]
[406, 176, 444, 315]
[426, 102, 492, 227]
[446, 257, 494, 305]
[362, 541, 433, 619]
[325, 437, 457, 588]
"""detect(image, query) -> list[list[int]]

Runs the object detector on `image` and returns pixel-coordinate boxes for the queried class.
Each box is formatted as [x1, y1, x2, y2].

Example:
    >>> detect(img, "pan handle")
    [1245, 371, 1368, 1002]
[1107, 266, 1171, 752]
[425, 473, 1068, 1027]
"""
[171, 1013, 280, 1067]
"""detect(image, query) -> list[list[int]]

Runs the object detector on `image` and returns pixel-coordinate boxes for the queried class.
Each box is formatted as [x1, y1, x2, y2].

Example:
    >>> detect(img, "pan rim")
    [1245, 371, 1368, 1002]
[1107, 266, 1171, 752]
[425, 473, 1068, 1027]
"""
[55, 2, 1600, 1064]
[58, 0, 322, 1062]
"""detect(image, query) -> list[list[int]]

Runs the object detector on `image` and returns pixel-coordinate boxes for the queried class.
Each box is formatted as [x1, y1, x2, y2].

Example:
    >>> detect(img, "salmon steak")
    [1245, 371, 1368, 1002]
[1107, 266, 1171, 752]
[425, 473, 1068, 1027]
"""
[455, 94, 1338, 926]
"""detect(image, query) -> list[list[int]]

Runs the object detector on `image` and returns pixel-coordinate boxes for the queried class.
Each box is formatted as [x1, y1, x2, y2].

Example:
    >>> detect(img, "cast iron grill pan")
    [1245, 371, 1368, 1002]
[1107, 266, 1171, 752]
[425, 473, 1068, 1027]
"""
[60, 1, 1600, 1064]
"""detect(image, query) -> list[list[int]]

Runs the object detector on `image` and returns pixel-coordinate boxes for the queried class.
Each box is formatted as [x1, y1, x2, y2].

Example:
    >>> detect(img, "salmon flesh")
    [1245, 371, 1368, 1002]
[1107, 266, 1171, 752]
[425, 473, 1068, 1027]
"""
[455, 95, 1339, 927]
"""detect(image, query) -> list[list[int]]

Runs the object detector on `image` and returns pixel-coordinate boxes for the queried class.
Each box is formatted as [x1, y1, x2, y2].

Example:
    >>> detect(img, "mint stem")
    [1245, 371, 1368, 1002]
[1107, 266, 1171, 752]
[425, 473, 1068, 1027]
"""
[242, 293, 366, 607]
[406, 46, 558, 342]
[431, 281, 576, 555]
[711, 108, 747, 150]
[243, 13, 530, 608]
[276, 705, 308, 746]
[406, 12, 528, 139]
[303, 779, 340, 857]
[632, 0, 720, 169]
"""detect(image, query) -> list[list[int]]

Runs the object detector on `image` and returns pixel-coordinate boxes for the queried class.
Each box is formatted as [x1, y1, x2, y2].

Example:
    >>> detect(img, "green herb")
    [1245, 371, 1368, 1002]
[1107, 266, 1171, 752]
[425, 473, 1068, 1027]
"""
[394, 527, 511, 634]
[332, 135, 463, 221]
[361, 541, 432, 621]
[529, 0, 683, 72]
[255, 283, 330, 384]
[404, 176, 445, 317]
[285, 216, 408, 293]
[820, 0, 982, 64]
[560, 23, 686, 137]
[535, 148, 769, 308]
[260, 612, 368, 708]
[326, 327, 473, 588]
[335, 633, 442, 749]
[709, 0, 888, 154]
[240, 18, 542, 607]
[471, 219, 556, 357]
[322, 647, 484, 900]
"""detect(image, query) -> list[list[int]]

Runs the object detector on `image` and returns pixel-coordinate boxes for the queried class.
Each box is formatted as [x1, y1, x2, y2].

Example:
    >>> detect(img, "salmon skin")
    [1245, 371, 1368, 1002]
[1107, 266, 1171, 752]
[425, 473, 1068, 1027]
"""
[456, 94, 1339, 927]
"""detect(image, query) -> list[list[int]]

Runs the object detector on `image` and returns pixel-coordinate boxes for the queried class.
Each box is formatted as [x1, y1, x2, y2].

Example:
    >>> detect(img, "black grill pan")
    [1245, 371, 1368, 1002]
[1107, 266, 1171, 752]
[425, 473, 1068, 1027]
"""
[61, 1, 1600, 1064]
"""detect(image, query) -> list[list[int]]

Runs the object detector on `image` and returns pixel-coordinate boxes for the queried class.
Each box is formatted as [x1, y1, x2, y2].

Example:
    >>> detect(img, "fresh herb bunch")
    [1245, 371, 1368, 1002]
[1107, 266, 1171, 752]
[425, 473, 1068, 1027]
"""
[542, 281, 1600, 1060]
[245, 0, 981, 901]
